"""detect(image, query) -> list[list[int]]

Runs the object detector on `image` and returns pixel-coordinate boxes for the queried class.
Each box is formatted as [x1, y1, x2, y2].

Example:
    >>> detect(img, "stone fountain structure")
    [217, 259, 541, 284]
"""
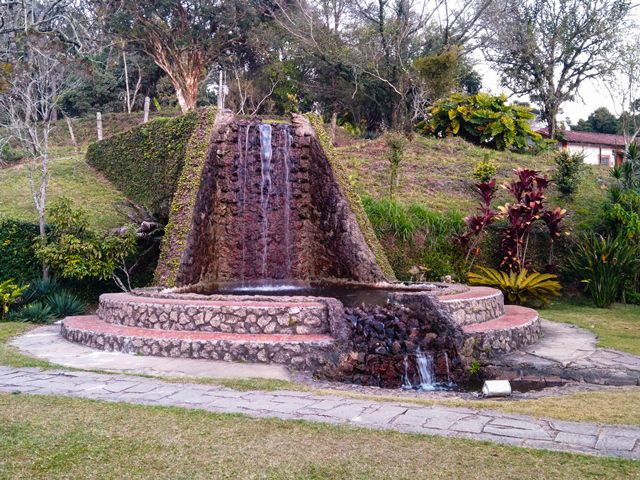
[61, 110, 541, 388]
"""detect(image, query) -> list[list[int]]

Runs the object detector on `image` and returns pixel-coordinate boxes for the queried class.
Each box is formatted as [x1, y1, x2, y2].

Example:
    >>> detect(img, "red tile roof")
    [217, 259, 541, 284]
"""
[537, 128, 627, 147]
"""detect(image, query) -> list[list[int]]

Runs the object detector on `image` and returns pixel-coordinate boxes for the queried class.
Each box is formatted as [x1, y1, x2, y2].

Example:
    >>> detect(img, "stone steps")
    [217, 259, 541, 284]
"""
[437, 286, 504, 326]
[61, 315, 335, 370]
[462, 305, 540, 355]
[97, 292, 329, 335]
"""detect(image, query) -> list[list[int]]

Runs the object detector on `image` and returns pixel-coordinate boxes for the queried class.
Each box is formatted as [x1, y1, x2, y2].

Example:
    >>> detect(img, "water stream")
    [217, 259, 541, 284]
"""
[258, 124, 273, 277]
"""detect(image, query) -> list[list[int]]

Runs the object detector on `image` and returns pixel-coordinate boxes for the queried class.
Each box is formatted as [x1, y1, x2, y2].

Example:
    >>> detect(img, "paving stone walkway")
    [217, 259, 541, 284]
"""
[1, 365, 639, 460]
[489, 320, 640, 386]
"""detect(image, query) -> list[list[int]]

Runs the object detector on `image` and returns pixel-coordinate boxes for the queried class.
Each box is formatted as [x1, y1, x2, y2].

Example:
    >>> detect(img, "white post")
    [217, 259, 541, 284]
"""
[143, 96, 150, 123]
[96, 112, 103, 141]
[65, 116, 78, 152]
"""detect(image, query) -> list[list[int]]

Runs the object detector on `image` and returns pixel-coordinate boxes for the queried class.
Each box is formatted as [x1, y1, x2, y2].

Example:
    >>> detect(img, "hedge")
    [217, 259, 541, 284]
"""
[0, 219, 42, 283]
[86, 112, 198, 222]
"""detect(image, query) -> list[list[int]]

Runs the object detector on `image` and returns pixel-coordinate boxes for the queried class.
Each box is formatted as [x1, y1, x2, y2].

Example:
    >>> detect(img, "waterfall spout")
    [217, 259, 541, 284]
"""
[415, 347, 435, 391]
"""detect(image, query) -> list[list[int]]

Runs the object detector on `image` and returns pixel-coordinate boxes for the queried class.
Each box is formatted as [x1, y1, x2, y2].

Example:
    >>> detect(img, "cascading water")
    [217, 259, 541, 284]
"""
[415, 347, 436, 391]
[258, 124, 273, 277]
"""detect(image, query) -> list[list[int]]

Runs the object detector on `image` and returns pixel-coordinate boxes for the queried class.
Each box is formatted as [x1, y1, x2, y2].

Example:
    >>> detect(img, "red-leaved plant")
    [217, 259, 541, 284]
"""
[498, 169, 566, 272]
[457, 179, 498, 270]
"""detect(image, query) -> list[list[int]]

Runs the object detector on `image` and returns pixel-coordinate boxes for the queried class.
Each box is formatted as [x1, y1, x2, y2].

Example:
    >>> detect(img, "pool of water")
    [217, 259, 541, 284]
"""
[201, 280, 447, 308]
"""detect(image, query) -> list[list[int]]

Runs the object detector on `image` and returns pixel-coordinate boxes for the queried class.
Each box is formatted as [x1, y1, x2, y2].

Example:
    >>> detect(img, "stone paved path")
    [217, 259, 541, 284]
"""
[11, 326, 290, 381]
[1, 366, 639, 460]
[490, 320, 640, 386]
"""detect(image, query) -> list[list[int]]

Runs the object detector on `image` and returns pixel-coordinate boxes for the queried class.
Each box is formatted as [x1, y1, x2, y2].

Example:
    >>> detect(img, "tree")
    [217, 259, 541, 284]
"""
[572, 107, 620, 134]
[0, 40, 71, 280]
[482, 0, 630, 139]
[102, 0, 260, 113]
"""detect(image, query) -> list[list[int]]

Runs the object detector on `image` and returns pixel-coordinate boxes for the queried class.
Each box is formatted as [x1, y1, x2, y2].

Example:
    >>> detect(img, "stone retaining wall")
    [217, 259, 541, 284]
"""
[98, 294, 329, 335]
[438, 293, 505, 326]
[61, 323, 335, 371]
[467, 317, 541, 357]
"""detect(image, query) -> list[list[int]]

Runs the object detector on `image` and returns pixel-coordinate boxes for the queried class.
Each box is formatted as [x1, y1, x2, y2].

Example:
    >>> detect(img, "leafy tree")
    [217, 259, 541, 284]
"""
[572, 107, 620, 134]
[553, 150, 585, 199]
[418, 92, 542, 150]
[482, 0, 630, 139]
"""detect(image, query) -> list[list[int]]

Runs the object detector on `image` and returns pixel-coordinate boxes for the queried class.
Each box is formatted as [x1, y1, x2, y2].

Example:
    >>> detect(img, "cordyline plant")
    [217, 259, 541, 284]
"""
[499, 169, 566, 272]
[457, 179, 499, 270]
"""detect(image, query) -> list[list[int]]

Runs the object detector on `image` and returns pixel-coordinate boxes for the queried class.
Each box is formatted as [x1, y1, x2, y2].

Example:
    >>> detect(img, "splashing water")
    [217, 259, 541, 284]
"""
[258, 124, 273, 277]
[444, 351, 452, 385]
[415, 347, 436, 391]
[401, 355, 413, 390]
[282, 126, 293, 276]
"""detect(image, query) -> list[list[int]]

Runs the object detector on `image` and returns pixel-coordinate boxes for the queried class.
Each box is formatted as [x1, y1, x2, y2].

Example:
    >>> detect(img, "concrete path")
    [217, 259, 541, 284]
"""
[490, 320, 640, 386]
[1, 366, 639, 460]
[11, 325, 290, 381]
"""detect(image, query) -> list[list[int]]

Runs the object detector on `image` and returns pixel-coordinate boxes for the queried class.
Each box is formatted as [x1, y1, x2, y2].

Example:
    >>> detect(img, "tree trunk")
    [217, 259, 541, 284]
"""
[38, 211, 49, 281]
[330, 110, 338, 145]
[65, 116, 78, 152]
[544, 105, 559, 139]
[143, 96, 150, 123]
[173, 78, 198, 113]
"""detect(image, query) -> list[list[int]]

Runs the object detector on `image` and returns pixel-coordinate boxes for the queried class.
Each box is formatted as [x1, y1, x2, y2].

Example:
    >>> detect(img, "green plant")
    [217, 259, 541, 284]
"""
[0, 143, 25, 164]
[0, 219, 42, 283]
[0, 279, 29, 321]
[417, 92, 543, 151]
[15, 301, 55, 324]
[568, 234, 638, 308]
[24, 277, 60, 302]
[467, 267, 561, 306]
[46, 290, 87, 318]
[384, 131, 407, 198]
[468, 359, 481, 376]
[472, 156, 497, 183]
[35, 198, 137, 285]
[553, 150, 584, 198]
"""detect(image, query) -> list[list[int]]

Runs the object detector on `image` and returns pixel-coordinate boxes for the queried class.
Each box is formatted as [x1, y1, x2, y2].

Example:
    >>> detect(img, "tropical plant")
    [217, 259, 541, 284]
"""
[417, 92, 543, 151]
[457, 179, 498, 270]
[467, 267, 561, 306]
[568, 234, 638, 308]
[46, 290, 87, 318]
[553, 150, 584, 198]
[15, 301, 56, 324]
[0, 279, 29, 321]
[472, 156, 497, 183]
[24, 277, 60, 303]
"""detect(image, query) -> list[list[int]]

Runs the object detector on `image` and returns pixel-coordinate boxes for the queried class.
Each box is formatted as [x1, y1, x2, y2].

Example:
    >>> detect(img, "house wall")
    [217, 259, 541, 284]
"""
[564, 143, 615, 166]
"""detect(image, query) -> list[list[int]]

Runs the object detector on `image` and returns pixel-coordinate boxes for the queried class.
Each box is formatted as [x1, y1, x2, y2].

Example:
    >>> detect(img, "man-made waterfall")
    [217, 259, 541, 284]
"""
[415, 348, 436, 391]
[258, 124, 273, 278]
[282, 127, 293, 277]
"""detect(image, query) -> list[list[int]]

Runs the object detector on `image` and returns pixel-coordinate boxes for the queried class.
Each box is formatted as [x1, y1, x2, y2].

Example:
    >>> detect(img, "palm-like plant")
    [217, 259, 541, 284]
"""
[467, 267, 561, 306]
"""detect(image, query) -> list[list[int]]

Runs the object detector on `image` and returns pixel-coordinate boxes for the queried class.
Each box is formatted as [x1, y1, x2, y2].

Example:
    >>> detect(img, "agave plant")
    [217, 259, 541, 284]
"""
[16, 301, 56, 324]
[467, 266, 561, 306]
[46, 290, 87, 318]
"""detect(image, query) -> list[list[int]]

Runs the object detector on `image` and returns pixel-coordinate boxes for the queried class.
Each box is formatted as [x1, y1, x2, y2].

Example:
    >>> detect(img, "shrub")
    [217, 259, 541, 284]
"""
[0, 143, 25, 165]
[467, 267, 561, 306]
[472, 156, 497, 183]
[86, 112, 198, 221]
[0, 279, 29, 321]
[568, 234, 638, 308]
[457, 179, 498, 270]
[24, 277, 60, 303]
[46, 290, 87, 318]
[553, 150, 584, 198]
[35, 198, 137, 285]
[384, 132, 407, 198]
[15, 301, 55, 324]
[417, 92, 543, 151]
[0, 219, 42, 283]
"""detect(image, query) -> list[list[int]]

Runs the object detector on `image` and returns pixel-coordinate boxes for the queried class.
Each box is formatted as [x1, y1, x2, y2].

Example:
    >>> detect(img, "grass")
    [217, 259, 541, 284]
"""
[542, 301, 640, 356]
[0, 154, 126, 230]
[1, 394, 639, 480]
[0, 323, 57, 369]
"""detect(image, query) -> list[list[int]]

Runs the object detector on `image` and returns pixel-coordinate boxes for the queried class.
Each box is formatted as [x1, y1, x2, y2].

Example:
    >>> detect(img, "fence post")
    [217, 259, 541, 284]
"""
[143, 96, 150, 123]
[96, 112, 103, 141]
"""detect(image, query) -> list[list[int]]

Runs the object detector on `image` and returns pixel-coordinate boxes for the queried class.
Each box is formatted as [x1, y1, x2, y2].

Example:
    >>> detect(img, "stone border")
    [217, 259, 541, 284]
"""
[467, 314, 541, 357]
[97, 293, 329, 335]
[437, 288, 505, 326]
[61, 318, 335, 371]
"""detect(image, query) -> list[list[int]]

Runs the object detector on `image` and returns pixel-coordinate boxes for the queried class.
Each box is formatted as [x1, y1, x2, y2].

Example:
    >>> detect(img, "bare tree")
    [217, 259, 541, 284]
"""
[0, 43, 70, 279]
[605, 33, 640, 150]
[482, 0, 630, 139]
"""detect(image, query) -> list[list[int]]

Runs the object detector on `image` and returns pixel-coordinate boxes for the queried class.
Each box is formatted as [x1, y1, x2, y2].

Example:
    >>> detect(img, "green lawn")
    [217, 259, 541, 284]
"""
[0, 323, 56, 370]
[0, 394, 638, 480]
[542, 301, 640, 356]
[0, 154, 126, 230]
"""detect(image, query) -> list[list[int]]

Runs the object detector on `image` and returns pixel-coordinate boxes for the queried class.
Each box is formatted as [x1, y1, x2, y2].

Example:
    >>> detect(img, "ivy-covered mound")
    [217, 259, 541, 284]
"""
[86, 112, 198, 221]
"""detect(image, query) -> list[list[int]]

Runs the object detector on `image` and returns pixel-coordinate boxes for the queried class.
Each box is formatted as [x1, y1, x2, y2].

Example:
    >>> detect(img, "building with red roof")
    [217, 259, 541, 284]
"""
[538, 129, 627, 167]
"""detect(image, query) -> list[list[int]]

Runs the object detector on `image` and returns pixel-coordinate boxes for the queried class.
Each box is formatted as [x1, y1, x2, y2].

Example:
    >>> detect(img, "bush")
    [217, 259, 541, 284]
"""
[0, 219, 42, 283]
[568, 234, 638, 308]
[472, 156, 497, 183]
[15, 301, 55, 324]
[467, 267, 561, 306]
[0, 143, 25, 165]
[384, 131, 407, 198]
[0, 279, 29, 321]
[24, 277, 60, 303]
[553, 150, 584, 198]
[417, 92, 542, 151]
[86, 111, 198, 221]
[46, 290, 87, 318]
